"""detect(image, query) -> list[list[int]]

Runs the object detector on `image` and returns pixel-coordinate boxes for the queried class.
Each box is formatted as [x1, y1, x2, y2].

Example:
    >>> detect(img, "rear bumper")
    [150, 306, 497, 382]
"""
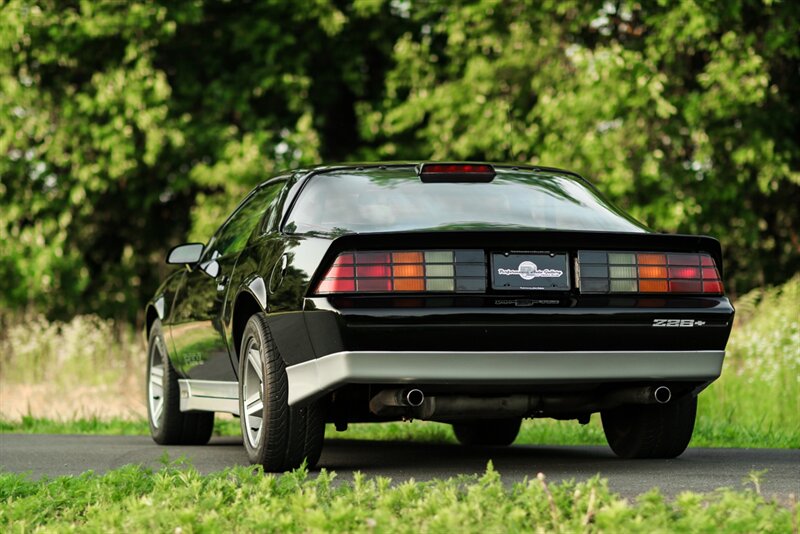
[294, 296, 736, 364]
[285, 349, 725, 405]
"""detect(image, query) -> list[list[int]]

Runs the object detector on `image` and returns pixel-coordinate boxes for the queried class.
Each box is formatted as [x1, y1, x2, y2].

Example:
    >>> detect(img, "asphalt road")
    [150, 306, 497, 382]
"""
[2, 434, 798, 500]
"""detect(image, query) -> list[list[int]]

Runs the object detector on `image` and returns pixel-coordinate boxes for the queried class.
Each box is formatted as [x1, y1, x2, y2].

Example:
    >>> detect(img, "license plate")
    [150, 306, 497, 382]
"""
[491, 252, 570, 291]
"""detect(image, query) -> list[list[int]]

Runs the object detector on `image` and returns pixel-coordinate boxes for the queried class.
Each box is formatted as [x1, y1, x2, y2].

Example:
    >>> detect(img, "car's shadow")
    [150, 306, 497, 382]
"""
[319, 438, 622, 473]
[205, 435, 640, 476]
[148, 435, 735, 493]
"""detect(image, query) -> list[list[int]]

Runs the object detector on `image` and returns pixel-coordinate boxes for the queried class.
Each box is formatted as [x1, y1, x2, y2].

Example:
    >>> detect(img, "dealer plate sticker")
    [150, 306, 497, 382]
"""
[491, 252, 570, 291]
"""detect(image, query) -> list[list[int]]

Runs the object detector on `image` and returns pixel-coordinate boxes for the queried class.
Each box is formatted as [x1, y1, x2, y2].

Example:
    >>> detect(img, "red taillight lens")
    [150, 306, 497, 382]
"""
[356, 265, 391, 277]
[316, 278, 355, 293]
[314, 250, 486, 294]
[422, 163, 494, 174]
[578, 251, 723, 295]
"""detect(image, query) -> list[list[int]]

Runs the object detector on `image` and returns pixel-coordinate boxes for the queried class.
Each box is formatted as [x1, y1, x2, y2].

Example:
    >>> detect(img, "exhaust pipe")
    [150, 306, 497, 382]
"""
[370, 390, 538, 419]
[405, 388, 425, 407]
[653, 386, 672, 404]
[603, 385, 673, 407]
[369, 388, 425, 415]
[369, 385, 674, 418]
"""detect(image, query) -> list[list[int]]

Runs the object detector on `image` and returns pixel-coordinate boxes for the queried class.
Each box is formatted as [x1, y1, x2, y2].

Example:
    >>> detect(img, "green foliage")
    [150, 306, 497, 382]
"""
[0, 463, 795, 532]
[360, 0, 800, 296]
[1, 0, 798, 317]
[0, 0, 410, 319]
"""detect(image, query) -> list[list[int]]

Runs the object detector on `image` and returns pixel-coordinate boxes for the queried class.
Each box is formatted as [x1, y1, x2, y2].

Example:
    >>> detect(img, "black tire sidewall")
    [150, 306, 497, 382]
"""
[453, 418, 522, 447]
[147, 319, 215, 445]
[239, 317, 266, 461]
[237, 312, 326, 471]
[602, 394, 697, 459]
[146, 320, 176, 443]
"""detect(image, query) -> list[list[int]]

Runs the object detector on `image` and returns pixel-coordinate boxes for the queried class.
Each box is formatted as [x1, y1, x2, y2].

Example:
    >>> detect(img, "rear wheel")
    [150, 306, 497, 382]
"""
[147, 319, 214, 445]
[601, 394, 697, 459]
[239, 312, 325, 471]
[452, 418, 522, 447]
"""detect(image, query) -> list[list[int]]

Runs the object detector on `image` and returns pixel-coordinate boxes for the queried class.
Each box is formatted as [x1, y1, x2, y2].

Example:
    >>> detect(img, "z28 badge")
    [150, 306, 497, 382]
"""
[652, 319, 706, 327]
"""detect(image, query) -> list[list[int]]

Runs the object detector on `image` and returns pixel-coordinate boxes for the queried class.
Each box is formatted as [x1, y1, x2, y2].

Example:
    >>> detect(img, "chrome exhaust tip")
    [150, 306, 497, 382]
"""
[369, 388, 426, 415]
[654, 386, 672, 404]
[405, 388, 425, 407]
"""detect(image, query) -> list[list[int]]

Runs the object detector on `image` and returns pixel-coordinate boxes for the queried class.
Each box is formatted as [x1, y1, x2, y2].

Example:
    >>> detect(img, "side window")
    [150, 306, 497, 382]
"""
[212, 181, 285, 258]
[262, 179, 293, 233]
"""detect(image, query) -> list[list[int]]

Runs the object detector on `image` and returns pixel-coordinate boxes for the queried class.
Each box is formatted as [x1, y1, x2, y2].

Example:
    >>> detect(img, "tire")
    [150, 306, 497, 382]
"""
[601, 394, 697, 459]
[147, 319, 214, 445]
[452, 418, 522, 447]
[238, 312, 325, 471]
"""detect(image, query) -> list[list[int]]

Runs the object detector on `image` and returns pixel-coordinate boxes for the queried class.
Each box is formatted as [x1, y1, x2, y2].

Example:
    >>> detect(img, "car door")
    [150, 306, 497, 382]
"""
[169, 183, 282, 380]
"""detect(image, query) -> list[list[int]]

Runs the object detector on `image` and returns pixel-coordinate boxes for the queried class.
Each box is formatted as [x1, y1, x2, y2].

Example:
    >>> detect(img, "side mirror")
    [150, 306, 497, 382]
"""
[200, 259, 220, 278]
[167, 243, 204, 265]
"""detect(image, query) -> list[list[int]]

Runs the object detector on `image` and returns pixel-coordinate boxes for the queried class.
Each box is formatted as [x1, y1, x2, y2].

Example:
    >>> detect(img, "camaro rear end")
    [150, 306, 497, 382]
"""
[145, 163, 734, 470]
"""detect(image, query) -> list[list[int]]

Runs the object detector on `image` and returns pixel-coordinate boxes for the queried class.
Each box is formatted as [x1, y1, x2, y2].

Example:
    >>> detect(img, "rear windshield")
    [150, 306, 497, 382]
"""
[285, 167, 647, 234]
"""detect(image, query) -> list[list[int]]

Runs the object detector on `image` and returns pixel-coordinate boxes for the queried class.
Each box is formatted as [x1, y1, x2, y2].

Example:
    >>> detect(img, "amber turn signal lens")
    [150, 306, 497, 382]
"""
[392, 251, 423, 264]
[639, 280, 668, 292]
[638, 266, 667, 279]
[394, 278, 425, 291]
[393, 264, 424, 277]
[637, 254, 666, 265]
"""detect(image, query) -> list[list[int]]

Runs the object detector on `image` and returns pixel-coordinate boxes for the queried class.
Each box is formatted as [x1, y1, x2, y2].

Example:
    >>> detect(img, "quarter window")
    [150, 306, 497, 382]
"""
[211, 181, 285, 258]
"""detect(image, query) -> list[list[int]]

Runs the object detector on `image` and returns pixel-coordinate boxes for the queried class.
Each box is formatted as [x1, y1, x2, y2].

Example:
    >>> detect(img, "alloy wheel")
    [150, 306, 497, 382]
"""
[242, 336, 265, 449]
[148, 338, 166, 428]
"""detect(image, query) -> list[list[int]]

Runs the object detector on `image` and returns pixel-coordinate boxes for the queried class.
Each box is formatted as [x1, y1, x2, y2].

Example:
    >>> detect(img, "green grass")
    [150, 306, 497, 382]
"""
[694, 276, 800, 448]
[2, 277, 798, 448]
[2, 413, 795, 450]
[0, 417, 151, 436]
[0, 416, 240, 437]
[0, 461, 795, 532]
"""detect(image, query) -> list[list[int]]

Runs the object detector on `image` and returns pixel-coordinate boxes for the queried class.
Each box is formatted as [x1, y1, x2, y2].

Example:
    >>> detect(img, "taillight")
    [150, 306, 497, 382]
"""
[577, 251, 723, 295]
[315, 250, 486, 294]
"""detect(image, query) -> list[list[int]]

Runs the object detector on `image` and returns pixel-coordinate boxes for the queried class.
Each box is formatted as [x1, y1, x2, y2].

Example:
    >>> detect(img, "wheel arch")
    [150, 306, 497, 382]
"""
[231, 285, 267, 365]
[145, 295, 167, 338]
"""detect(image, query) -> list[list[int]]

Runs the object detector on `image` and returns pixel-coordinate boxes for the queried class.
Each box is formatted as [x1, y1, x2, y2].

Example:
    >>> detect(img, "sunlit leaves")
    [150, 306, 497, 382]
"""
[366, 0, 799, 295]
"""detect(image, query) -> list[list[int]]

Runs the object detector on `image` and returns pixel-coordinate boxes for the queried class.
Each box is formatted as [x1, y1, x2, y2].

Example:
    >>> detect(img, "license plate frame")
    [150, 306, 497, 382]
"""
[491, 252, 570, 291]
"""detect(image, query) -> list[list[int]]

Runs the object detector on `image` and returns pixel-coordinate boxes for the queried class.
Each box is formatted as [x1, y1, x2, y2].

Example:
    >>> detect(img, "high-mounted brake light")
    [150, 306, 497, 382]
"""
[315, 250, 486, 294]
[419, 163, 496, 183]
[577, 251, 724, 295]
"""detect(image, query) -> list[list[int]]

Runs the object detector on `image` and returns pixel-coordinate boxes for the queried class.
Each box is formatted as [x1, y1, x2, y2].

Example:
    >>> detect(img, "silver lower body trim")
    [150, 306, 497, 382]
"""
[285, 350, 725, 406]
[178, 379, 239, 414]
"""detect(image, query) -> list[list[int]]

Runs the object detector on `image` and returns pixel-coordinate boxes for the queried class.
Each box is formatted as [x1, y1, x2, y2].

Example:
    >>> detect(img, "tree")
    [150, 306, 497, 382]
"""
[1, 0, 797, 321]
[360, 0, 800, 295]
[0, 0, 410, 320]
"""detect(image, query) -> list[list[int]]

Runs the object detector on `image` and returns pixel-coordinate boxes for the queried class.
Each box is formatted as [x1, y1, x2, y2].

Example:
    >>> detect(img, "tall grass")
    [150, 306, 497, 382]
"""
[0, 314, 142, 387]
[696, 276, 800, 447]
[1, 277, 798, 447]
[0, 314, 145, 420]
[700, 276, 800, 440]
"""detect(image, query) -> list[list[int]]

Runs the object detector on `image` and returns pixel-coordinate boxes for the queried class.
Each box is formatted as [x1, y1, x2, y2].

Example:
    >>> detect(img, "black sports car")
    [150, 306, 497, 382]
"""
[145, 162, 734, 470]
